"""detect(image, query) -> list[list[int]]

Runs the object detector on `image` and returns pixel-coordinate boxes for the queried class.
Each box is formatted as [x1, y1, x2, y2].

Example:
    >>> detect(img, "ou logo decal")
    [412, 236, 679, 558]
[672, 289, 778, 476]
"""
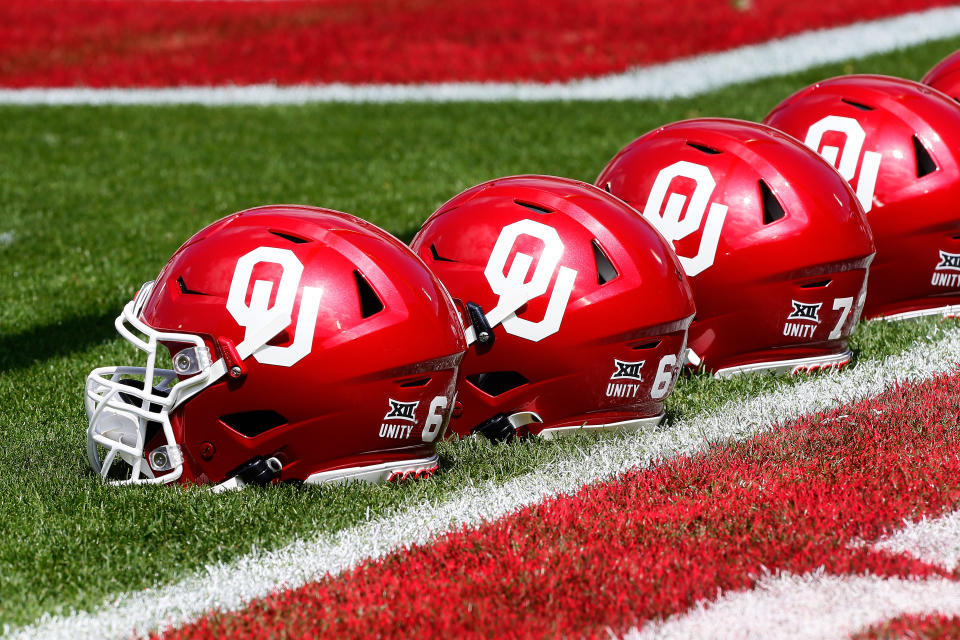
[803, 115, 881, 213]
[475, 219, 578, 343]
[642, 160, 728, 277]
[226, 247, 322, 367]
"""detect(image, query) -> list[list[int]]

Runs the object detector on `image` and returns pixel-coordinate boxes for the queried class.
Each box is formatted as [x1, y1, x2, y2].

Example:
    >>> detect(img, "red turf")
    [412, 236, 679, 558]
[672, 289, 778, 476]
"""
[853, 613, 960, 639]
[1, 0, 953, 87]
[158, 369, 960, 639]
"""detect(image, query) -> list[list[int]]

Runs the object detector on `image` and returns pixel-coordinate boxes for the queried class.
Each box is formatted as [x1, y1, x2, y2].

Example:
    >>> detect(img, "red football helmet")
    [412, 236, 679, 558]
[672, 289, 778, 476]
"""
[410, 175, 695, 441]
[596, 118, 875, 376]
[923, 50, 960, 102]
[765, 74, 960, 320]
[85, 205, 466, 488]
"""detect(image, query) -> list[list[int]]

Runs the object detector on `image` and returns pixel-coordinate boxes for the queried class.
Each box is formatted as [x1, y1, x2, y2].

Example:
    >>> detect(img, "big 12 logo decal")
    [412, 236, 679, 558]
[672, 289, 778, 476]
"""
[641, 161, 728, 277]
[378, 396, 451, 443]
[802, 115, 881, 213]
[605, 356, 679, 400]
[932, 250, 960, 288]
[782, 297, 855, 340]
[472, 218, 578, 343]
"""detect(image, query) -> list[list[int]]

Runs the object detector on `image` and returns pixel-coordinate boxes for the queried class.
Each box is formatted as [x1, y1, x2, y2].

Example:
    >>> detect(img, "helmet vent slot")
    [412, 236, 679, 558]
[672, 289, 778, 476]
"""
[687, 141, 722, 154]
[592, 239, 618, 285]
[465, 371, 529, 397]
[514, 200, 553, 214]
[354, 270, 385, 318]
[399, 376, 432, 388]
[630, 340, 661, 350]
[177, 276, 210, 296]
[841, 98, 874, 111]
[913, 135, 938, 177]
[759, 180, 786, 224]
[800, 279, 832, 289]
[429, 244, 457, 262]
[219, 410, 288, 438]
[269, 230, 309, 244]
[603, 182, 612, 193]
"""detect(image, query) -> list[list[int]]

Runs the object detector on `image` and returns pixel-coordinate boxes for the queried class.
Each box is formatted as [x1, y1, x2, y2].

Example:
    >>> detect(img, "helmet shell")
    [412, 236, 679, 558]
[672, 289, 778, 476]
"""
[923, 50, 960, 102]
[596, 118, 875, 374]
[412, 175, 695, 438]
[140, 205, 466, 484]
[765, 75, 960, 319]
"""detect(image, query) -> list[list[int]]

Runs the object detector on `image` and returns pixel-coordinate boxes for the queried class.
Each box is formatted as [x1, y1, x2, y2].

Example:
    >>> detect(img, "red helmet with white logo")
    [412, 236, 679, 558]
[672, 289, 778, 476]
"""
[923, 50, 960, 102]
[410, 175, 695, 441]
[764, 74, 960, 320]
[85, 205, 466, 488]
[413, 176, 694, 440]
[596, 118, 875, 376]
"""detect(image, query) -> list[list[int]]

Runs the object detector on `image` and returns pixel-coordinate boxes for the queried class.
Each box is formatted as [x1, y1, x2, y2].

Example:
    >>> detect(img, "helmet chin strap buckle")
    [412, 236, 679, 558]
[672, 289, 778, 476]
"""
[471, 411, 543, 442]
[465, 301, 494, 346]
[211, 456, 282, 493]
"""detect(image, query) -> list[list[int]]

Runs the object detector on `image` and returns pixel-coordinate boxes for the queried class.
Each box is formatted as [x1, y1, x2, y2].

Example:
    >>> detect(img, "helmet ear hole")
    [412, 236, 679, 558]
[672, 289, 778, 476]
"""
[219, 410, 288, 438]
[465, 371, 529, 397]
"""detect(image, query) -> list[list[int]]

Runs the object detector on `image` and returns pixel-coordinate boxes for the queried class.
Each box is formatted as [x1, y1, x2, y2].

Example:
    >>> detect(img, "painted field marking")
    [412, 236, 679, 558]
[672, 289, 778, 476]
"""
[5, 322, 960, 640]
[872, 508, 960, 572]
[1, 7, 959, 105]
[625, 570, 960, 640]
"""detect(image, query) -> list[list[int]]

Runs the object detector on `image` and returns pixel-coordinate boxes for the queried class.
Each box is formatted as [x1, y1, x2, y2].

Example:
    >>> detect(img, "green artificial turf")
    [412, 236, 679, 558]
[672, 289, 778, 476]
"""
[2, 35, 960, 630]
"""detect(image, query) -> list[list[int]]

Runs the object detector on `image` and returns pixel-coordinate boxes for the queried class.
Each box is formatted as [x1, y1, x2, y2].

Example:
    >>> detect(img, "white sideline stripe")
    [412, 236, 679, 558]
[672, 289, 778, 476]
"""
[5, 323, 960, 640]
[624, 571, 960, 640]
[3, 7, 960, 105]
[872, 508, 960, 572]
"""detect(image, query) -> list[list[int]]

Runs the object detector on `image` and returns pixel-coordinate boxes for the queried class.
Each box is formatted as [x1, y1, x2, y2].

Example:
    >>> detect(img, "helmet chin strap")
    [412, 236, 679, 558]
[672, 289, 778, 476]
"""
[234, 312, 292, 360]
[464, 302, 494, 346]
[463, 300, 526, 346]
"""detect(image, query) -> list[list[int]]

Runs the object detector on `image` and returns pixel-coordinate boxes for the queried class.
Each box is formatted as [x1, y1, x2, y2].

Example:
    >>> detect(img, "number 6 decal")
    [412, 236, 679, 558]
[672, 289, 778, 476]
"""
[651, 354, 678, 399]
[422, 396, 450, 443]
[475, 219, 578, 343]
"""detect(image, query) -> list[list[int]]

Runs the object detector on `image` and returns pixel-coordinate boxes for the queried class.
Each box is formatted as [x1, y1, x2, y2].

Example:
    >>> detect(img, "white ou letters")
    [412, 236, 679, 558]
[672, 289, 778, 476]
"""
[803, 115, 881, 213]
[642, 161, 728, 277]
[481, 219, 578, 343]
[226, 246, 322, 367]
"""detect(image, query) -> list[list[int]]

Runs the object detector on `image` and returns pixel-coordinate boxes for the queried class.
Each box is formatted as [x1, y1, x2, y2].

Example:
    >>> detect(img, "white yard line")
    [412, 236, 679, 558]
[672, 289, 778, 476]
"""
[872, 508, 960, 572]
[2, 7, 960, 105]
[4, 323, 960, 639]
[625, 570, 960, 640]
[627, 506, 960, 639]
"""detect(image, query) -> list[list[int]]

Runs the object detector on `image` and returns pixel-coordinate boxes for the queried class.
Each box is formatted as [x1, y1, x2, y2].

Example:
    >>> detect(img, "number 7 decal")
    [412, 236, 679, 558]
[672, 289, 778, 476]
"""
[829, 296, 854, 340]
